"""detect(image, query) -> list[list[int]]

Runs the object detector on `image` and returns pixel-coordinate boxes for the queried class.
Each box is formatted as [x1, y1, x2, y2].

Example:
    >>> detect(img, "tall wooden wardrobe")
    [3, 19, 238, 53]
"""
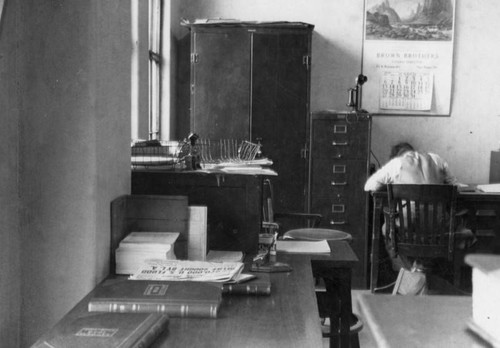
[184, 21, 314, 214]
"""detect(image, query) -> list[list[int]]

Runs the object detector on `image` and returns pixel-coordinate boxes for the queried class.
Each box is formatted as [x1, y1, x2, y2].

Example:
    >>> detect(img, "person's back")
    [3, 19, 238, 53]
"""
[364, 143, 457, 192]
[397, 151, 450, 185]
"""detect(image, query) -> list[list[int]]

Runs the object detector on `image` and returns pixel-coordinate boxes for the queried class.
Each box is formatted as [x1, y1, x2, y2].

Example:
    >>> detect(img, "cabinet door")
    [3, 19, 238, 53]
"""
[252, 31, 311, 213]
[191, 30, 251, 140]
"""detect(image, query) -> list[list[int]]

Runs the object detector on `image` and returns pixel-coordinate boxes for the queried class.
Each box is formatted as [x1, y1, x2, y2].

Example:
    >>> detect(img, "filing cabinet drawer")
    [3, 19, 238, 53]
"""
[311, 114, 370, 160]
[310, 159, 368, 194]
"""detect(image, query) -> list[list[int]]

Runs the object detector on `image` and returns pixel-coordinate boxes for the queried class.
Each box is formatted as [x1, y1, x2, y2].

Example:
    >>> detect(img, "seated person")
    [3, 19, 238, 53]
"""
[364, 142, 458, 192]
[364, 142, 473, 273]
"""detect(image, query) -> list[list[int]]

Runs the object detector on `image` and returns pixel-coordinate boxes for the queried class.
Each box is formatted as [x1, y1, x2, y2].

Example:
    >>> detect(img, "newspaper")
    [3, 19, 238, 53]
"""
[129, 259, 244, 282]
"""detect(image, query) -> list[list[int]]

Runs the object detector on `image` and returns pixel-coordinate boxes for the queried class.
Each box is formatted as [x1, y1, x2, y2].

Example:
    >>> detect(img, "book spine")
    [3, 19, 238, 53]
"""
[88, 301, 219, 319]
[222, 284, 271, 296]
[131, 315, 169, 348]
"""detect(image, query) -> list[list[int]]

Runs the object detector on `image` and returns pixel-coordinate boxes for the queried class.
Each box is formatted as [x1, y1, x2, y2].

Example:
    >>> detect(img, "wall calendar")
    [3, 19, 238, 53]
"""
[362, 0, 456, 116]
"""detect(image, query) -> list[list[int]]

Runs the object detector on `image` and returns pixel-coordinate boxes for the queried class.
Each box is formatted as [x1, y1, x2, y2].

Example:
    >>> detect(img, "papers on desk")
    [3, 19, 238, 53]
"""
[476, 183, 500, 193]
[129, 259, 244, 282]
[276, 240, 331, 254]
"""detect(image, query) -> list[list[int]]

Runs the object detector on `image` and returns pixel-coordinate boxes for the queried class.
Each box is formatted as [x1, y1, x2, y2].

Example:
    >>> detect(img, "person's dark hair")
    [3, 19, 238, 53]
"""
[390, 142, 414, 159]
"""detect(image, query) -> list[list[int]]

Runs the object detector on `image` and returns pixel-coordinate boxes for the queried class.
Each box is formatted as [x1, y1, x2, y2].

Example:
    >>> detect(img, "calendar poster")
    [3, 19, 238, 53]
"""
[362, 0, 456, 116]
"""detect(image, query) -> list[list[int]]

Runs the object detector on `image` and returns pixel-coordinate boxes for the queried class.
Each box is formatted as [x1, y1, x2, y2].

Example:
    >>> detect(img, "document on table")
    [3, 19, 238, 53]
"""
[129, 259, 244, 282]
[276, 240, 331, 254]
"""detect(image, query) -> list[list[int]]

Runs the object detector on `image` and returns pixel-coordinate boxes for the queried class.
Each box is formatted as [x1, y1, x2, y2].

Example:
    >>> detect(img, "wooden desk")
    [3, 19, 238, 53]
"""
[311, 241, 359, 348]
[358, 294, 492, 348]
[369, 189, 500, 292]
[152, 254, 323, 348]
[33, 254, 323, 348]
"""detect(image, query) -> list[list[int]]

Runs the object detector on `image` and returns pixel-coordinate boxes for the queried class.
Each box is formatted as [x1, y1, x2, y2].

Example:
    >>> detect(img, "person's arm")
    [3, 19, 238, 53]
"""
[364, 158, 399, 192]
[429, 153, 459, 185]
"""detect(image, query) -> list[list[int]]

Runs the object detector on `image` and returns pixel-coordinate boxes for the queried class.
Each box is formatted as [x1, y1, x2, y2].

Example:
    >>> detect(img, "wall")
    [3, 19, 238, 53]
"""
[173, 0, 500, 184]
[0, 1, 132, 347]
[0, 0, 21, 346]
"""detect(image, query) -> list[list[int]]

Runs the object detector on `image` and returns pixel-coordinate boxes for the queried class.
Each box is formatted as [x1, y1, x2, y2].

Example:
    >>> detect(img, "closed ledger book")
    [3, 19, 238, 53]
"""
[222, 273, 271, 296]
[88, 279, 222, 319]
[31, 312, 168, 348]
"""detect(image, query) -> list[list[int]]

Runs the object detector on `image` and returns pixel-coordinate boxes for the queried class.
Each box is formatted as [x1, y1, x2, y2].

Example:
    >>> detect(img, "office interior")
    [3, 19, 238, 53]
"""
[1, 0, 499, 347]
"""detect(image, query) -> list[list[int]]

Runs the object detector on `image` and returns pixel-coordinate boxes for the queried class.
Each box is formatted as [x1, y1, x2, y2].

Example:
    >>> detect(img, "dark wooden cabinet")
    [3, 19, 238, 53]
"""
[186, 22, 314, 214]
[309, 111, 372, 288]
[131, 170, 264, 254]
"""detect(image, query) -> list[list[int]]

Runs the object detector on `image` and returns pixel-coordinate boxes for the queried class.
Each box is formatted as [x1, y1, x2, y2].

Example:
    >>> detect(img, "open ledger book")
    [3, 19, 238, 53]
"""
[129, 259, 244, 282]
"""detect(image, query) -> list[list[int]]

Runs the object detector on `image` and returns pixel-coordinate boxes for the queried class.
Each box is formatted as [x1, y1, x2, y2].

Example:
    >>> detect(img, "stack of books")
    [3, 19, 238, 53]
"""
[115, 232, 180, 275]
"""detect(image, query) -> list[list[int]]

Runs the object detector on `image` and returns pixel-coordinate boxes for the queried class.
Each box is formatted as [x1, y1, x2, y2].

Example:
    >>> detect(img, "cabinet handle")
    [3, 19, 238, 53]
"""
[330, 220, 346, 225]
[332, 141, 348, 146]
[331, 181, 347, 186]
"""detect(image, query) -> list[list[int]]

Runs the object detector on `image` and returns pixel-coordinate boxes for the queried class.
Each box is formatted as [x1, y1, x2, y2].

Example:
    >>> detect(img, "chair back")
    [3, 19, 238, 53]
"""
[386, 184, 458, 261]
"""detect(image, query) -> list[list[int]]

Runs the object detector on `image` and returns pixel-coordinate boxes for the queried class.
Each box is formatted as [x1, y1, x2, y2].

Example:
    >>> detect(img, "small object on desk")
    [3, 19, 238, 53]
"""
[206, 250, 244, 262]
[88, 279, 222, 319]
[31, 312, 169, 348]
[276, 240, 331, 254]
[476, 183, 500, 193]
[115, 232, 179, 275]
[251, 261, 292, 273]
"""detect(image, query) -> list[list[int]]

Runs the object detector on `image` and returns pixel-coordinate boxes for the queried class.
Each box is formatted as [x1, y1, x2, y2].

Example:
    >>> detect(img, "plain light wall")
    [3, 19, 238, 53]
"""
[173, 0, 500, 184]
[0, 1, 132, 347]
[0, 0, 21, 346]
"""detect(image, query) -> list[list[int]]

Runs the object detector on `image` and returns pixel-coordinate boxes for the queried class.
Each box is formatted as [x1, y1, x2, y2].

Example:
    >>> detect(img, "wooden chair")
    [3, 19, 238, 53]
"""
[386, 184, 462, 287]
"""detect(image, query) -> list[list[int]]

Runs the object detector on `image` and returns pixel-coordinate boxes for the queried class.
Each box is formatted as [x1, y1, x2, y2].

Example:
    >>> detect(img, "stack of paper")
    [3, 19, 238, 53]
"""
[276, 240, 331, 254]
[129, 259, 244, 283]
[115, 232, 180, 275]
[476, 183, 500, 193]
[465, 254, 500, 346]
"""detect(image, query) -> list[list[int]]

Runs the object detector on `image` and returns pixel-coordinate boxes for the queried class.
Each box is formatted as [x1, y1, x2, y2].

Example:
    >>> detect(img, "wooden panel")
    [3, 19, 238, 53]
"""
[191, 30, 251, 140]
[252, 31, 311, 214]
[131, 171, 263, 254]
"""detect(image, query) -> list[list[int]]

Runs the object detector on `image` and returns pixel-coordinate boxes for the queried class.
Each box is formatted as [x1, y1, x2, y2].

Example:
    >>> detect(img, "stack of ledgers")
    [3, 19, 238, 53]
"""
[115, 232, 180, 275]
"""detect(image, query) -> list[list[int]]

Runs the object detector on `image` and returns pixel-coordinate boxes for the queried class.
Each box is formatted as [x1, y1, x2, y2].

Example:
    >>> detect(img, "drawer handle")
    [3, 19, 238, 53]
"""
[330, 220, 346, 225]
[331, 181, 347, 186]
[332, 141, 348, 146]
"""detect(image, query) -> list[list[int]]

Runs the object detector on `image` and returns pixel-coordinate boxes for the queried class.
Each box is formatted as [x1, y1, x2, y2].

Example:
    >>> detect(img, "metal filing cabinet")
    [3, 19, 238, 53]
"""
[309, 111, 372, 288]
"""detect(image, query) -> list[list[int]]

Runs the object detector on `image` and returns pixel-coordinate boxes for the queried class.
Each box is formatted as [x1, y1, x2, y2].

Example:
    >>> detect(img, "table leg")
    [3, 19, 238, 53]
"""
[370, 196, 383, 292]
[315, 265, 353, 348]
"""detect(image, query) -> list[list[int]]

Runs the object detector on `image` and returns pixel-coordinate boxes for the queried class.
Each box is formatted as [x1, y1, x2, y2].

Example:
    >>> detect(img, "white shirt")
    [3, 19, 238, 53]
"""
[364, 151, 458, 192]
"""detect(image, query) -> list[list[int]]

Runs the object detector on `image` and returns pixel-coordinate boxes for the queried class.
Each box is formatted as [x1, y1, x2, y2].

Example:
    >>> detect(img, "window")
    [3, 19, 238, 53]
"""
[131, 0, 171, 141]
[148, 0, 161, 140]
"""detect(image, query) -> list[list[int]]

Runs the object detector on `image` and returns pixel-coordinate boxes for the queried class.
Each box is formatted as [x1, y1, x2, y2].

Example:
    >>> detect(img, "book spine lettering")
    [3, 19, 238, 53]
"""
[88, 301, 218, 318]
[222, 284, 271, 296]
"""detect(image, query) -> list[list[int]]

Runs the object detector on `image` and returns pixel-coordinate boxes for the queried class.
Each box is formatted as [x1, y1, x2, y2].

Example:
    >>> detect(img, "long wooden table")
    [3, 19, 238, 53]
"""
[369, 188, 500, 292]
[33, 241, 358, 348]
[358, 294, 492, 348]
